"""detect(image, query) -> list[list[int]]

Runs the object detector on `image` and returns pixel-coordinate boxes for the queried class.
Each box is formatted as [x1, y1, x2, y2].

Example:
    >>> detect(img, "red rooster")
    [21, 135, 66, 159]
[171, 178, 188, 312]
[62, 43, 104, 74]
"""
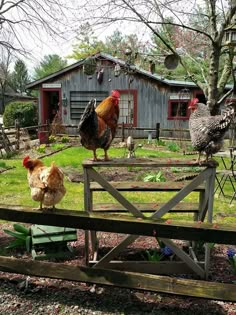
[23, 156, 66, 211]
[78, 90, 120, 161]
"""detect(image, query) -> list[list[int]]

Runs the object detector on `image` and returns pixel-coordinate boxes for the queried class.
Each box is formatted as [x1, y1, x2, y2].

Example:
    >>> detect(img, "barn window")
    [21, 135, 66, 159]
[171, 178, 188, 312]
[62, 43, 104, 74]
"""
[70, 91, 108, 120]
[70, 90, 137, 126]
[168, 100, 190, 120]
[118, 90, 137, 127]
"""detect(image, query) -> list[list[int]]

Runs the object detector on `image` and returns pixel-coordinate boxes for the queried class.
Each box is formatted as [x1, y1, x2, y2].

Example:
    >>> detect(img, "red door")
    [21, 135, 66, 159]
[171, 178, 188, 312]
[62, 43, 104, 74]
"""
[40, 88, 61, 124]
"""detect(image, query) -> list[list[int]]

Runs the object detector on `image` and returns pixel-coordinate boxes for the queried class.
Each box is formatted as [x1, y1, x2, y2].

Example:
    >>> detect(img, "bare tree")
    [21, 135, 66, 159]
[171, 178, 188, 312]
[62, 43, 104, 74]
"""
[76, 0, 236, 114]
[0, 0, 79, 55]
[0, 47, 12, 113]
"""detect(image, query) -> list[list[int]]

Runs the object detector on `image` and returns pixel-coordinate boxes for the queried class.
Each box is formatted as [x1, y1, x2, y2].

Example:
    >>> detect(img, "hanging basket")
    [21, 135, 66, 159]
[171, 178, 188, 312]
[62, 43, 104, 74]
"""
[164, 54, 179, 70]
[83, 57, 97, 75]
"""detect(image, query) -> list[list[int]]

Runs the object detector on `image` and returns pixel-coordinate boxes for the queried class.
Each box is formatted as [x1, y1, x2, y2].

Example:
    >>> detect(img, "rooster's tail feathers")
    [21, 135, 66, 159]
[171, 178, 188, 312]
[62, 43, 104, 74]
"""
[220, 106, 235, 129]
[78, 99, 96, 131]
[45, 162, 64, 189]
[48, 162, 62, 176]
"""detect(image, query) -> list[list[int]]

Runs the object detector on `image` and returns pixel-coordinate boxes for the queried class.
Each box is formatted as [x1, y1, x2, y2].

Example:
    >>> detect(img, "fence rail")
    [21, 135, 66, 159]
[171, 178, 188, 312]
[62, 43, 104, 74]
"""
[0, 120, 235, 153]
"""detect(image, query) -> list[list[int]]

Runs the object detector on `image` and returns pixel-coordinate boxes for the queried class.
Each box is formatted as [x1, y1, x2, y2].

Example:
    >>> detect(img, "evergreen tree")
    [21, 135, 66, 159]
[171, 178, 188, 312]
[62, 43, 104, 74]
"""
[11, 59, 29, 94]
[68, 23, 105, 60]
[33, 54, 68, 80]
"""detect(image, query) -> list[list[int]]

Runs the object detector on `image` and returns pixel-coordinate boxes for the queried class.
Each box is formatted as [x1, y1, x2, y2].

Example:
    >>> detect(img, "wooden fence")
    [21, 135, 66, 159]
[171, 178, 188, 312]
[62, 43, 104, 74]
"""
[0, 120, 235, 156]
[117, 122, 236, 144]
[0, 205, 236, 301]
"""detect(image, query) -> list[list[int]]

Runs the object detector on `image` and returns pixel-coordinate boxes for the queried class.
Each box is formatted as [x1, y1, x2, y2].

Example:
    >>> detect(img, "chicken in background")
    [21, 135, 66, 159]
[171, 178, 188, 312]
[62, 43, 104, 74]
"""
[78, 90, 120, 161]
[22, 156, 66, 211]
[188, 99, 236, 163]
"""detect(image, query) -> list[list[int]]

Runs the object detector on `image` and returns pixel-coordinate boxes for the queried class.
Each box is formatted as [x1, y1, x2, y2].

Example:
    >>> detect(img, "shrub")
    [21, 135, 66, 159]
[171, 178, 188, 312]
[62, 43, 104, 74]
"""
[156, 139, 166, 146]
[61, 136, 69, 143]
[49, 135, 57, 143]
[3, 101, 38, 127]
[36, 144, 46, 153]
[167, 142, 180, 152]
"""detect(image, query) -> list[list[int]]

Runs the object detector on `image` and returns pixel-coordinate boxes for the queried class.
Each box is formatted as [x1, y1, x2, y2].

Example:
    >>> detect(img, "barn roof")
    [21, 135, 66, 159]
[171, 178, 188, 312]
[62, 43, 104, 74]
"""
[26, 52, 197, 89]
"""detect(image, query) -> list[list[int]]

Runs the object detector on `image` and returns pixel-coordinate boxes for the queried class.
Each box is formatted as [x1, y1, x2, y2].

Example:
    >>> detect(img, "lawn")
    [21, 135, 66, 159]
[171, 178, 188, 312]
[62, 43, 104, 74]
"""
[0, 142, 235, 224]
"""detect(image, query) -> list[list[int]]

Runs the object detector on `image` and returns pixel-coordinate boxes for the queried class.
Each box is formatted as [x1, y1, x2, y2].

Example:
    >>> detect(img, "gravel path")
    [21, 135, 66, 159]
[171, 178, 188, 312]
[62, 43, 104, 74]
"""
[0, 273, 236, 315]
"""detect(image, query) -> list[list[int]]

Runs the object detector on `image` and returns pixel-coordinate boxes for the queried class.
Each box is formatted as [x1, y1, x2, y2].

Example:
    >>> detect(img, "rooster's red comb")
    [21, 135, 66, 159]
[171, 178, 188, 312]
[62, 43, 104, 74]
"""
[22, 155, 30, 167]
[188, 98, 199, 109]
[111, 90, 120, 99]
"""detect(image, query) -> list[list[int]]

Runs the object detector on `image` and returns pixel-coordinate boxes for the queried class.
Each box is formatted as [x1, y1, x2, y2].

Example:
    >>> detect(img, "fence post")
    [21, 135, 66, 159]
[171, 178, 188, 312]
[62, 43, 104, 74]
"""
[46, 120, 50, 133]
[15, 119, 20, 150]
[46, 120, 50, 143]
[122, 122, 125, 142]
[156, 123, 160, 141]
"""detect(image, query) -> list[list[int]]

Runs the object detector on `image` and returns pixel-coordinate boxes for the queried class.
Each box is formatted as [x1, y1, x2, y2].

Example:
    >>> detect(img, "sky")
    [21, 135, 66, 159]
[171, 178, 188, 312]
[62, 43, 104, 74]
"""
[21, 34, 75, 75]
[6, 0, 227, 77]
[20, 25, 149, 78]
[3, 0, 152, 77]
[16, 21, 140, 77]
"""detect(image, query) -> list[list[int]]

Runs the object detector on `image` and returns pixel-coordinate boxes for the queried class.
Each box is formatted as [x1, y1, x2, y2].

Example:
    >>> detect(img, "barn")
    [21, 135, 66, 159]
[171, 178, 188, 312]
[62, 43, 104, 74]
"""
[26, 52, 205, 138]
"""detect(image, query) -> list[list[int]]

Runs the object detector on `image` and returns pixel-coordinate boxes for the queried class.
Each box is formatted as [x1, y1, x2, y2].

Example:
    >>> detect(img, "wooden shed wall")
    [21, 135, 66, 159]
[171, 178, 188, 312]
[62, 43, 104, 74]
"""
[41, 61, 194, 137]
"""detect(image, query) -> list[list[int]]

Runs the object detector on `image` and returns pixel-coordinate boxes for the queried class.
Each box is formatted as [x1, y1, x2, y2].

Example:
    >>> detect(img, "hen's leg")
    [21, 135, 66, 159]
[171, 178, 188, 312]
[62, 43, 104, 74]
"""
[93, 150, 98, 161]
[93, 149, 103, 161]
[104, 149, 110, 161]
[197, 152, 201, 164]
[33, 201, 43, 211]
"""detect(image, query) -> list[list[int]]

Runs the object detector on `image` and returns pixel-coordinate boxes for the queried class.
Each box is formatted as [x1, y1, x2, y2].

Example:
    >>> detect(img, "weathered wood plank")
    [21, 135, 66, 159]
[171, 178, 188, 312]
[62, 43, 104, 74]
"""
[92, 202, 200, 213]
[90, 261, 205, 275]
[90, 181, 205, 191]
[83, 167, 93, 265]
[0, 255, 235, 301]
[82, 158, 218, 168]
[202, 168, 216, 278]
[0, 205, 236, 245]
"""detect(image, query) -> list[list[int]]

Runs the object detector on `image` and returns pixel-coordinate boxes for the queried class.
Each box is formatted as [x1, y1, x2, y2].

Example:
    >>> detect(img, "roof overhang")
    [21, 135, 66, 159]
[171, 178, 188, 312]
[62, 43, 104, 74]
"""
[26, 52, 197, 90]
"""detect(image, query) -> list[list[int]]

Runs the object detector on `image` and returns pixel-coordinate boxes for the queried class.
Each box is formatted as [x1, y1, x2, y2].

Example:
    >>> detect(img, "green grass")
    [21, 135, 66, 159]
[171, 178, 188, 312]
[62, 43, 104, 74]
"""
[0, 145, 235, 224]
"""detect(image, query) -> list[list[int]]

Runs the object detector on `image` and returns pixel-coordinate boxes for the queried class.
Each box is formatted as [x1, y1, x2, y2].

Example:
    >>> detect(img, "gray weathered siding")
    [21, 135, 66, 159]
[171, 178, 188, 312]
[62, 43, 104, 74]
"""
[40, 60, 194, 137]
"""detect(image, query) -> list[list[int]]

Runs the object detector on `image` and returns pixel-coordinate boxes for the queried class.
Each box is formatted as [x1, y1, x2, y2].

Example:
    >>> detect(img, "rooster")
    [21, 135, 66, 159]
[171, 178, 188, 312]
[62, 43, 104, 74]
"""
[188, 99, 236, 163]
[22, 156, 66, 211]
[78, 90, 120, 161]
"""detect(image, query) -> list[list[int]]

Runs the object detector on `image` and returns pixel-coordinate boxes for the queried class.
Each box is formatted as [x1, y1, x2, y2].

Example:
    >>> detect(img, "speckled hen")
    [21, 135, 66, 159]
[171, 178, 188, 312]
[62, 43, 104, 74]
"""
[188, 100, 235, 163]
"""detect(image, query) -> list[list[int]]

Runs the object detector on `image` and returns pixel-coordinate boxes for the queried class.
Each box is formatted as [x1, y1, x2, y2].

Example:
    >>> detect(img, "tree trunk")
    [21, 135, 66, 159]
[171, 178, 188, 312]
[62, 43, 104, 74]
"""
[206, 42, 221, 114]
